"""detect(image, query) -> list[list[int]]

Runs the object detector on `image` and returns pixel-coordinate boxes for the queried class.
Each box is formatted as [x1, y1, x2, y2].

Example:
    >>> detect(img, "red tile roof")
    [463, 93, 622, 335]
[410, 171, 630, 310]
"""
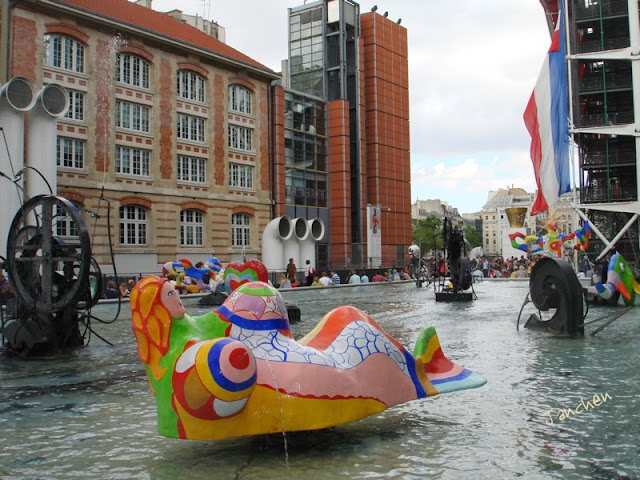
[46, 0, 276, 76]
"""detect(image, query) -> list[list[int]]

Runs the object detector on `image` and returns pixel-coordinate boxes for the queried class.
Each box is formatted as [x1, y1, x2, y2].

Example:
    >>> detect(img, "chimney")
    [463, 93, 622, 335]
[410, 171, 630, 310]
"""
[132, 0, 153, 8]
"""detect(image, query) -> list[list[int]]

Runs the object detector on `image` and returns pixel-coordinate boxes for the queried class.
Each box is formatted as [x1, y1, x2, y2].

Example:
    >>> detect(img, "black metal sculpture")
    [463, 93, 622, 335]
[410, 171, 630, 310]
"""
[1, 195, 98, 354]
[517, 257, 585, 335]
[435, 218, 475, 302]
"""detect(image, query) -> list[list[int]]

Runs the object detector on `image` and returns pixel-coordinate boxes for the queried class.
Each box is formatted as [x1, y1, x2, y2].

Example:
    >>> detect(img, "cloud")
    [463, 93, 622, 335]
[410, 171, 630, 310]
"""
[152, 0, 551, 213]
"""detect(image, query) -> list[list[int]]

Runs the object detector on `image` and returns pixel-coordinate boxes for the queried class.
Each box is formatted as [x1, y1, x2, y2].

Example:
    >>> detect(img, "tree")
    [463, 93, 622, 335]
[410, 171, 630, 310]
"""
[463, 225, 483, 249]
[411, 216, 443, 255]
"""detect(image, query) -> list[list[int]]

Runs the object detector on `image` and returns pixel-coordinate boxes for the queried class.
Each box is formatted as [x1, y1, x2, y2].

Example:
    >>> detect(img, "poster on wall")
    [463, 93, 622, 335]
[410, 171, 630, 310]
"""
[367, 204, 382, 268]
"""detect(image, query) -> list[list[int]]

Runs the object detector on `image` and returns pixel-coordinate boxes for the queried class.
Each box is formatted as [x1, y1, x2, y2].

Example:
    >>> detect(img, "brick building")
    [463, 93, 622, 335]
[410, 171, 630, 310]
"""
[0, 0, 278, 275]
[0, 0, 412, 276]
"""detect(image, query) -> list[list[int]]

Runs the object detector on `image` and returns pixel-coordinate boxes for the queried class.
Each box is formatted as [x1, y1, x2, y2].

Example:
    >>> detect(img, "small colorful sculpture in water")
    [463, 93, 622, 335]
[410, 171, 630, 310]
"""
[130, 261, 486, 440]
[586, 253, 640, 306]
[222, 259, 268, 294]
[509, 220, 590, 258]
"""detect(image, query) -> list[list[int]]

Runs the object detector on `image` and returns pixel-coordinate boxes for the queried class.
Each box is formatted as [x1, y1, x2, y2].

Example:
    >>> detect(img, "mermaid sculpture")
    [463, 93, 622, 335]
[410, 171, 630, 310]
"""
[130, 262, 486, 440]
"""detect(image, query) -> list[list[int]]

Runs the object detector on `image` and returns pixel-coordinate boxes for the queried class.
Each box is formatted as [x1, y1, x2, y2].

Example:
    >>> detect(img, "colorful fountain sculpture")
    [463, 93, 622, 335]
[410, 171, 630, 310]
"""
[130, 261, 486, 440]
[508, 219, 591, 258]
[586, 253, 640, 306]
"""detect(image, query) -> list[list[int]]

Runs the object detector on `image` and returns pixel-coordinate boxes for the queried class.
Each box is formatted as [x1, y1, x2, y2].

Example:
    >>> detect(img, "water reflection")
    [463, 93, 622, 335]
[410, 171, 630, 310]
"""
[0, 281, 638, 479]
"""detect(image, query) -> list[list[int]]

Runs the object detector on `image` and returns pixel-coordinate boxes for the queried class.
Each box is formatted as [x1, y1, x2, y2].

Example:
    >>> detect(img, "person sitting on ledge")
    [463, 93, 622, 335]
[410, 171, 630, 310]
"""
[278, 273, 292, 289]
[319, 272, 333, 287]
[104, 280, 119, 299]
[372, 272, 386, 282]
[348, 270, 361, 284]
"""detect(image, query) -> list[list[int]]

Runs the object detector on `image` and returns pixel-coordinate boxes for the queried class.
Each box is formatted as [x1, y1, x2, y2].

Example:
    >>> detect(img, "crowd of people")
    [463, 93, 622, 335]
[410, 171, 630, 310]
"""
[104, 278, 137, 299]
[277, 255, 542, 290]
[475, 255, 536, 279]
[277, 258, 414, 289]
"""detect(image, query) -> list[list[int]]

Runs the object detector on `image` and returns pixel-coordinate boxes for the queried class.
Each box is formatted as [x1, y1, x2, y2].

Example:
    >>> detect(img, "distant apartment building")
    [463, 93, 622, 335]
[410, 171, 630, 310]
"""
[411, 199, 464, 226]
[481, 188, 536, 257]
[1, 0, 278, 274]
[481, 187, 578, 257]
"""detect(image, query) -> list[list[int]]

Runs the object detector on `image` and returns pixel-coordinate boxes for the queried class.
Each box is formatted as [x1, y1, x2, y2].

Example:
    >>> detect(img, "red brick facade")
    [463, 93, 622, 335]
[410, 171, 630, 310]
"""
[361, 12, 411, 266]
[2, 0, 277, 273]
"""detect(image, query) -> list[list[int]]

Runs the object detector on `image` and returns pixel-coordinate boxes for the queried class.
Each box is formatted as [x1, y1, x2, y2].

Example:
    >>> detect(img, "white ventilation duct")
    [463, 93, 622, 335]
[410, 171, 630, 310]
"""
[26, 84, 68, 199]
[300, 217, 325, 269]
[261, 216, 294, 271]
[0, 77, 36, 257]
[283, 217, 309, 271]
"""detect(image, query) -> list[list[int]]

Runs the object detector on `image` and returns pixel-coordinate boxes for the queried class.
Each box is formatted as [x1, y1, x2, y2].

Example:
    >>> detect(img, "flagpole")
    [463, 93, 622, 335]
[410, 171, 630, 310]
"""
[561, 0, 580, 270]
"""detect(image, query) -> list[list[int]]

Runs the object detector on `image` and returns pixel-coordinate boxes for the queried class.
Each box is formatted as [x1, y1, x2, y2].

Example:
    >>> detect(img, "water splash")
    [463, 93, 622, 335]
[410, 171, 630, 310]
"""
[265, 359, 289, 469]
[94, 34, 123, 179]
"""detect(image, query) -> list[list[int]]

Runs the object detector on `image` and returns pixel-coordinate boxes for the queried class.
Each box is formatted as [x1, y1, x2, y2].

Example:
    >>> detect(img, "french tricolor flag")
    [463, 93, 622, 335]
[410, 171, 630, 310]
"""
[523, 0, 570, 215]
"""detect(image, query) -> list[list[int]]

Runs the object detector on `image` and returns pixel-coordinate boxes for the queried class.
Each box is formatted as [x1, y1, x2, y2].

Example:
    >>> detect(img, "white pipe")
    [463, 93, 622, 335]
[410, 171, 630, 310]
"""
[300, 217, 325, 270]
[261, 216, 293, 271]
[0, 77, 36, 258]
[26, 83, 68, 199]
[283, 218, 309, 271]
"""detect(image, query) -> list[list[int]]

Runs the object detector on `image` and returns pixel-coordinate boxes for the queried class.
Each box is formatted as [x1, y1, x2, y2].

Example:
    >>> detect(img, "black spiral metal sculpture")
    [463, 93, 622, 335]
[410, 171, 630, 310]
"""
[521, 257, 585, 335]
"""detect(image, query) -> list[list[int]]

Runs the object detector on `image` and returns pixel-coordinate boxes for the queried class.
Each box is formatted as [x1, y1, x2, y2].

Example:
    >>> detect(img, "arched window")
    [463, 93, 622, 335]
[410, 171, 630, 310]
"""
[43, 34, 84, 73]
[231, 213, 251, 247]
[119, 205, 147, 245]
[229, 85, 252, 114]
[180, 209, 204, 246]
[116, 53, 150, 89]
[177, 70, 206, 103]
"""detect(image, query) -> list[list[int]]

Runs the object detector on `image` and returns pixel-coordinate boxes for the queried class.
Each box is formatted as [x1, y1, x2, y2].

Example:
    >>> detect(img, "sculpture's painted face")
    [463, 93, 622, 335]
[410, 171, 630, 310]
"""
[160, 280, 185, 319]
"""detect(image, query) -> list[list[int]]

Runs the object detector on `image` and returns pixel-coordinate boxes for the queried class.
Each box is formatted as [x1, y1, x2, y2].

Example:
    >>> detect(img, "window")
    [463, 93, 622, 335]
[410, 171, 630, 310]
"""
[177, 70, 205, 103]
[177, 113, 205, 142]
[119, 205, 147, 245]
[64, 89, 84, 121]
[180, 210, 203, 246]
[229, 85, 252, 114]
[56, 137, 85, 169]
[178, 155, 206, 183]
[229, 163, 254, 189]
[116, 100, 150, 133]
[228, 124, 253, 151]
[231, 213, 250, 247]
[55, 204, 79, 238]
[116, 53, 150, 89]
[43, 34, 84, 73]
[115, 146, 150, 177]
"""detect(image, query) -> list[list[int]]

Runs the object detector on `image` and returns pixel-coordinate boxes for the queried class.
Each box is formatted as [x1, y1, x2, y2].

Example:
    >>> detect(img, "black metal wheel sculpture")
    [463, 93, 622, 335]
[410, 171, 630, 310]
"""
[6, 195, 91, 314]
[522, 257, 585, 335]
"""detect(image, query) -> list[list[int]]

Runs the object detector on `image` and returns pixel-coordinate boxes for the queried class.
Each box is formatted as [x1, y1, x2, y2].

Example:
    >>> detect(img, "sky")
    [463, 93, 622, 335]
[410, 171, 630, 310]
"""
[150, 0, 553, 214]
